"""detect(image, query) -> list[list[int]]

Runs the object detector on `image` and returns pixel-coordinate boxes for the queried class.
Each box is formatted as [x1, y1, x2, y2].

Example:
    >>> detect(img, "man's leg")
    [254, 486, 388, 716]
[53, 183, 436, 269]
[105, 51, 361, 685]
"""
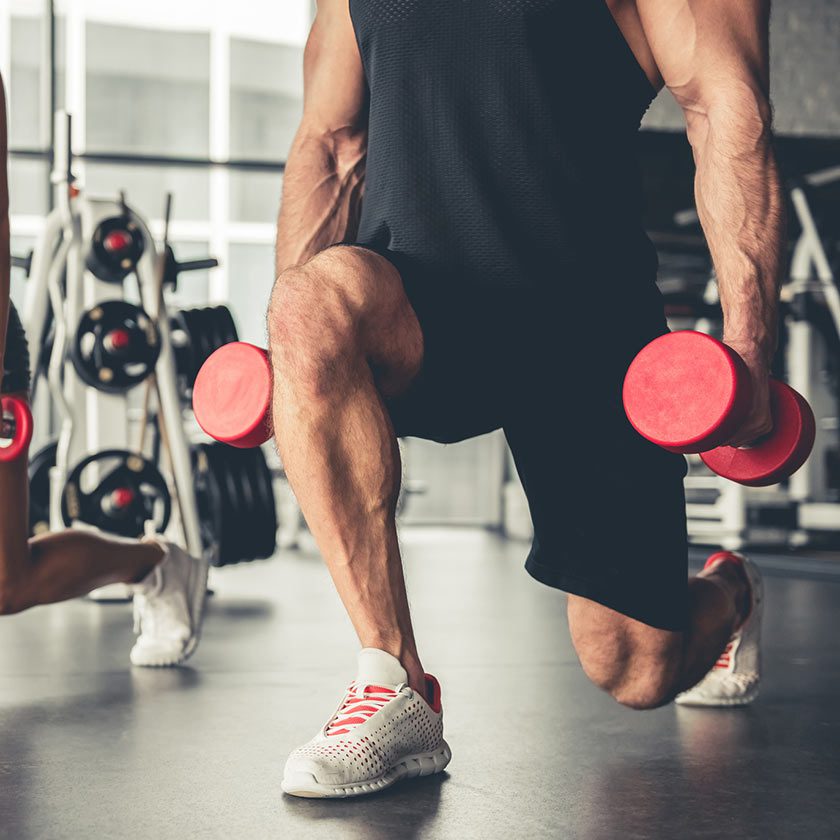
[567, 559, 751, 709]
[268, 245, 426, 693]
[0, 394, 162, 616]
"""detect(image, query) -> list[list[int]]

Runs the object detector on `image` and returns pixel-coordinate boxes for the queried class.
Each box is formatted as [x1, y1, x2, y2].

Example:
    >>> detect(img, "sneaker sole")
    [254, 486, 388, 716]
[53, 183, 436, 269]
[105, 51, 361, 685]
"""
[282, 740, 452, 799]
[675, 687, 760, 707]
[130, 551, 210, 668]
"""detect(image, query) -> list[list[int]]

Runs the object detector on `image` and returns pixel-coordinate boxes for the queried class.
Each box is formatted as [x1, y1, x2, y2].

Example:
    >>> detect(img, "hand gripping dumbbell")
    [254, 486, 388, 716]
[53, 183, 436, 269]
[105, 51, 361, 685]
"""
[0, 395, 34, 462]
[622, 331, 815, 487]
[192, 342, 273, 447]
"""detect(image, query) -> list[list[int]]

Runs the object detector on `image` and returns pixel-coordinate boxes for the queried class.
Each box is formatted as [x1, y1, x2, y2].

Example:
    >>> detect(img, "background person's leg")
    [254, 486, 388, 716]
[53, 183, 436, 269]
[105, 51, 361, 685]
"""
[268, 245, 427, 692]
[0, 394, 162, 615]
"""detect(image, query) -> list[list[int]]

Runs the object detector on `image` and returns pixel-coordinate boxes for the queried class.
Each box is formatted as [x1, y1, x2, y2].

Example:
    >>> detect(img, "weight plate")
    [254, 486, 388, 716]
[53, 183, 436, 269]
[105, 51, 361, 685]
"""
[194, 442, 276, 566]
[86, 216, 145, 284]
[71, 300, 160, 394]
[61, 449, 171, 538]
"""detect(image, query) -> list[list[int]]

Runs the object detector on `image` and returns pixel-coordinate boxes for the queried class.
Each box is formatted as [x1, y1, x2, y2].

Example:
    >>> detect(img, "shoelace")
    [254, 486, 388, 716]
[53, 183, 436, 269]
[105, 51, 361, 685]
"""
[713, 640, 735, 671]
[326, 682, 407, 737]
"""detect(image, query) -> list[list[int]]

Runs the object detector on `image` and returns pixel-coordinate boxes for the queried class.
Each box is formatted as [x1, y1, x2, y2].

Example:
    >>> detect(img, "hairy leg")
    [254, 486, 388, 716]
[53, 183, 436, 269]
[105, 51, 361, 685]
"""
[0, 393, 161, 615]
[567, 562, 749, 709]
[268, 246, 426, 692]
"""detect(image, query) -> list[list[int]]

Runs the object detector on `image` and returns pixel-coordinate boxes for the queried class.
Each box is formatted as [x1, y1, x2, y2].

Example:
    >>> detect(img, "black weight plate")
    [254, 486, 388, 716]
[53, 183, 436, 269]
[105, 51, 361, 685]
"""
[170, 312, 195, 390]
[71, 300, 160, 394]
[28, 440, 57, 536]
[203, 443, 242, 565]
[247, 447, 277, 559]
[214, 305, 239, 346]
[61, 449, 171, 538]
[193, 444, 224, 565]
[229, 448, 261, 561]
[186, 309, 215, 384]
[86, 217, 145, 284]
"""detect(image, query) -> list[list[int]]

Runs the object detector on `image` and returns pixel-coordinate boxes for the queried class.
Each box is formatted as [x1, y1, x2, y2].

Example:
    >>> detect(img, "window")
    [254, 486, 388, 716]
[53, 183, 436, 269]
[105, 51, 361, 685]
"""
[85, 23, 210, 157]
[230, 38, 303, 161]
[4, 1, 309, 321]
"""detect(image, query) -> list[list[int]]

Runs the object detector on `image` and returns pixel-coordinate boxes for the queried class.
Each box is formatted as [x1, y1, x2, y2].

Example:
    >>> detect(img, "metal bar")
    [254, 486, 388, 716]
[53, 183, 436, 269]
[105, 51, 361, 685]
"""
[40, 0, 57, 210]
[9, 147, 287, 173]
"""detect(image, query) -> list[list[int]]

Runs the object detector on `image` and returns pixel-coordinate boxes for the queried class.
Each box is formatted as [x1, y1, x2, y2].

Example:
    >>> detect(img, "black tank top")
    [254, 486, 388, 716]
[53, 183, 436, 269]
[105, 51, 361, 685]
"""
[349, 0, 658, 297]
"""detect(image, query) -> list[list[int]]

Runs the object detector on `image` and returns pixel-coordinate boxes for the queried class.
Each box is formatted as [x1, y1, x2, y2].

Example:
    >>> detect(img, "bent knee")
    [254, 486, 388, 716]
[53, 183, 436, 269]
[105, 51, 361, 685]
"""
[569, 597, 681, 711]
[580, 651, 678, 710]
[609, 673, 676, 710]
[268, 260, 364, 393]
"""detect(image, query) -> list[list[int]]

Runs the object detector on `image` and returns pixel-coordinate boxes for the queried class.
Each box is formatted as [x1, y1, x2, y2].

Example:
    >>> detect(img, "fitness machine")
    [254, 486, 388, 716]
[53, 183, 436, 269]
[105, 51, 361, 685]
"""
[19, 112, 278, 578]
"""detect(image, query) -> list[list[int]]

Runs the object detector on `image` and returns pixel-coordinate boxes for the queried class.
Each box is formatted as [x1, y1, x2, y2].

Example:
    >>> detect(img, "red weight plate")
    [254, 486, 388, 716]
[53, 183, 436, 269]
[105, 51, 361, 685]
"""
[700, 381, 816, 487]
[193, 342, 272, 448]
[0, 396, 34, 462]
[623, 331, 752, 454]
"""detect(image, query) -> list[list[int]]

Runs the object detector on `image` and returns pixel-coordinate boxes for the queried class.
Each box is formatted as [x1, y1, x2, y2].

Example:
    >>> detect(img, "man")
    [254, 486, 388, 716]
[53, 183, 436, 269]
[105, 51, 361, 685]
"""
[273, 0, 781, 797]
[0, 72, 207, 667]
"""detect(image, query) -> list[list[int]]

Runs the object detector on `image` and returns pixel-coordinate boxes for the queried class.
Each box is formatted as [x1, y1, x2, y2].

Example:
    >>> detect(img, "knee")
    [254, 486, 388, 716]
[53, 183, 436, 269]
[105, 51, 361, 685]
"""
[569, 599, 681, 711]
[578, 645, 679, 710]
[268, 250, 368, 394]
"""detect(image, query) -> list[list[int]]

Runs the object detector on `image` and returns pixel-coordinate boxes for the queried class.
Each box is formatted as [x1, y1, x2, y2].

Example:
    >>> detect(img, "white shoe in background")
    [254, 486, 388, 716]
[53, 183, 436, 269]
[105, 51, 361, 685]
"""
[130, 538, 209, 667]
[676, 552, 764, 707]
[282, 648, 451, 798]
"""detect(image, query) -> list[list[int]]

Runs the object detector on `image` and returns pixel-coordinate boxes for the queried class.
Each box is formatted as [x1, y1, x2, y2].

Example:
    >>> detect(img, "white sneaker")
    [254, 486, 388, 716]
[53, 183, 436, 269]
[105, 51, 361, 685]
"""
[676, 552, 764, 707]
[130, 538, 209, 667]
[282, 648, 451, 798]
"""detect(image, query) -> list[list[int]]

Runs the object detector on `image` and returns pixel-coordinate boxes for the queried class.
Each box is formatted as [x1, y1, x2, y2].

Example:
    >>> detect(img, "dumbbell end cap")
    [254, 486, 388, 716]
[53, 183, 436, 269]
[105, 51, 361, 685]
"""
[700, 381, 816, 486]
[623, 331, 752, 453]
[193, 342, 272, 448]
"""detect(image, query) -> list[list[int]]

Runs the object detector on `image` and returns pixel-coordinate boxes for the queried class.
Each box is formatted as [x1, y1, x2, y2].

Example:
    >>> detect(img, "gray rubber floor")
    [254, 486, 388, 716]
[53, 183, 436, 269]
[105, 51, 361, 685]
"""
[1, 527, 839, 839]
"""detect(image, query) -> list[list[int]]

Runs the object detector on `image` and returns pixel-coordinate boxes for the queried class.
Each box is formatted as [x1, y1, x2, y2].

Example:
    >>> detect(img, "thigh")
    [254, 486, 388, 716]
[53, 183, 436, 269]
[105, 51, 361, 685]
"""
[506, 302, 690, 632]
[335, 243, 515, 444]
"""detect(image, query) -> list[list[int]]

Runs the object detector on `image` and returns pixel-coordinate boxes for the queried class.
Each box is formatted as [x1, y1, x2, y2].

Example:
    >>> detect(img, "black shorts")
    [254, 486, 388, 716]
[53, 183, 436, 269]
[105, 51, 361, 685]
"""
[337, 243, 689, 631]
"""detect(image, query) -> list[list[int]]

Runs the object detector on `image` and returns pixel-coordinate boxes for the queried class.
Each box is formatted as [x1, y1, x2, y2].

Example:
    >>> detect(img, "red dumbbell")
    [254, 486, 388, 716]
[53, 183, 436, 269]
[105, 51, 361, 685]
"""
[193, 342, 273, 448]
[0, 395, 34, 462]
[622, 331, 815, 487]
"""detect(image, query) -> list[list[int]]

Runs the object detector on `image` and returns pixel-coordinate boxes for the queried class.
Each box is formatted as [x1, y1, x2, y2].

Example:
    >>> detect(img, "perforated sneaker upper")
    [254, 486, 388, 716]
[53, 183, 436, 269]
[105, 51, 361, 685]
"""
[285, 650, 445, 786]
[677, 554, 764, 706]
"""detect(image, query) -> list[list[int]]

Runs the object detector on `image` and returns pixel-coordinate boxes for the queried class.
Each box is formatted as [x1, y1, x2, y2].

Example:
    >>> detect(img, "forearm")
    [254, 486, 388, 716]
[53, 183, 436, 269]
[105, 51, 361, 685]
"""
[275, 126, 366, 276]
[687, 92, 785, 362]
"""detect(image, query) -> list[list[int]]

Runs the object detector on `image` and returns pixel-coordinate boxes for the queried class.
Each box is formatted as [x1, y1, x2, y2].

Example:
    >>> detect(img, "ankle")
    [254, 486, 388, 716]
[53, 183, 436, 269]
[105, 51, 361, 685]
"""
[131, 543, 165, 585]
[700, 557, 751, 627]
[361, 638, 426, 694]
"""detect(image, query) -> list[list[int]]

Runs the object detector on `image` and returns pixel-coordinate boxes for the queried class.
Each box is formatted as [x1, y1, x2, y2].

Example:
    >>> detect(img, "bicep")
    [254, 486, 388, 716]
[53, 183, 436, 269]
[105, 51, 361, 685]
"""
[635, 0, 770, 109]
[300, 0, 368, 135]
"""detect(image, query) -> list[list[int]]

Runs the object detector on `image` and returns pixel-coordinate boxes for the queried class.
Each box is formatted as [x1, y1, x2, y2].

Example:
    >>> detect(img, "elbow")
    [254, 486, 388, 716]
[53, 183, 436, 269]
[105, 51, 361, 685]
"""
[294, 122, 367, 180]
[681, 80, 773, 154]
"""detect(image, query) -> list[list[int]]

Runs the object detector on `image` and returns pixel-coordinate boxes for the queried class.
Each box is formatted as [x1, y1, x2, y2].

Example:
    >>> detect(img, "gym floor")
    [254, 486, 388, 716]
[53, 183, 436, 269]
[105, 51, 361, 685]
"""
[1, 528, 839, 840]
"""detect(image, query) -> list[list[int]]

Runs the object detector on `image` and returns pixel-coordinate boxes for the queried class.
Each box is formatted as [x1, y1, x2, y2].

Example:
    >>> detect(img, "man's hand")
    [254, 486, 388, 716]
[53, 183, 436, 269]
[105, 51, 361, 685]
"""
[723, 340, 773, 448]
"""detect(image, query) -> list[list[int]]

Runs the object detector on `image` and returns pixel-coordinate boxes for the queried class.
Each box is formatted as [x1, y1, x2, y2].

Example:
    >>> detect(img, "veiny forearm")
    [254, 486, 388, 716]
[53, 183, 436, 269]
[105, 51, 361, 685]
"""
[275, 127, 366, 276]
[687, 94, 785, 362]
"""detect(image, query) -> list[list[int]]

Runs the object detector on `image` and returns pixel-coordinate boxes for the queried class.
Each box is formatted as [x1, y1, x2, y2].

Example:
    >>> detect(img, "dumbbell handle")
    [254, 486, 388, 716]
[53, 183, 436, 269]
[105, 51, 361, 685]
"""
[0, 396, 34, 462]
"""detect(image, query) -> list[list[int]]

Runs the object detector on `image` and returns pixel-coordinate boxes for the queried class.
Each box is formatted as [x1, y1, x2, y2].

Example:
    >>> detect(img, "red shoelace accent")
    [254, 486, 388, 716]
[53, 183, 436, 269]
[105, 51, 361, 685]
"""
[326, 683, 398, 736]
[714, 641, 734, 670]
